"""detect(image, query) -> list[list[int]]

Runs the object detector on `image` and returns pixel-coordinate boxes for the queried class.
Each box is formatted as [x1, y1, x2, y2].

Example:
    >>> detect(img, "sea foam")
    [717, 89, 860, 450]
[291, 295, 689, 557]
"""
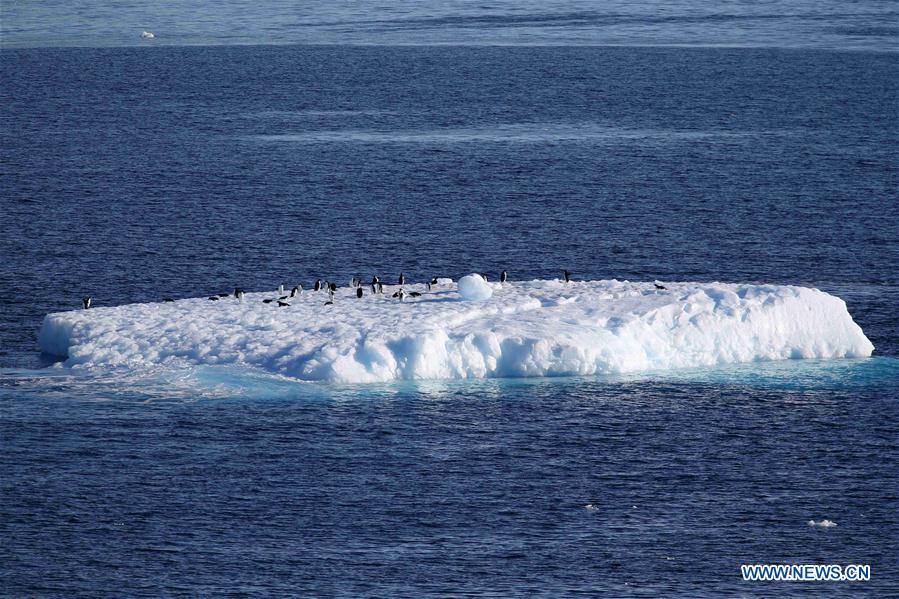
[39, 279, 874, 383]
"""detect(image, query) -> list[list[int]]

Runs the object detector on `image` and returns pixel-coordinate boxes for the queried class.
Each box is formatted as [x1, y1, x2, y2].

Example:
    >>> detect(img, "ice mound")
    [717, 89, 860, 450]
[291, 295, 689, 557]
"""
[38, 280, 874, 384]
[458, 274, 494, 301]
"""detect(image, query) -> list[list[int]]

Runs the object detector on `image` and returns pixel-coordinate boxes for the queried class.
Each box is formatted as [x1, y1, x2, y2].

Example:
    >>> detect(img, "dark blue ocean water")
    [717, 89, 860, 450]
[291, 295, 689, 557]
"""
[2, 11, 899, 597]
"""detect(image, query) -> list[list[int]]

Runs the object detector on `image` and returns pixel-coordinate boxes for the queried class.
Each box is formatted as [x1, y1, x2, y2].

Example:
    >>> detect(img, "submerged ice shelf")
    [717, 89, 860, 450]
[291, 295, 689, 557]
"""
[39, 279, 874, 383]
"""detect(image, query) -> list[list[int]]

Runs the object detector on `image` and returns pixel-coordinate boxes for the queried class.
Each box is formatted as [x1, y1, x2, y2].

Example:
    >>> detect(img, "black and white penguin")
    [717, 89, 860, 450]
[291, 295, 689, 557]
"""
[278, 284, 284, 295]
[480, 273, 489, 282]
[500, 270, 508, 283]
[262, 298, 274, 304]
[314, 279, 322, 292]
[290, 286, 300, 298]
[395, 288, 406, 302]
[277, 300, 290, 307]
[654, 282, 667, 290]
[82, 297, 92, 309]
[235, 288, 245, 302]
[163, 298, 174, 303]
[409, 291, 422, 297]
[208, 296, 220, 301]
[562, 270, 572, 283]
[356, 287, 364, 298]
[398, 273, 405, 285]
[371, 275, 380, 294]
[329, 282, 337, 293]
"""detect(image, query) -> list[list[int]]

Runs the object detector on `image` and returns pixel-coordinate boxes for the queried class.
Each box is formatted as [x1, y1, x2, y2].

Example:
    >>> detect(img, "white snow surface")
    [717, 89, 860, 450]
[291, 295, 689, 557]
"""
[39, 279, 874, 383]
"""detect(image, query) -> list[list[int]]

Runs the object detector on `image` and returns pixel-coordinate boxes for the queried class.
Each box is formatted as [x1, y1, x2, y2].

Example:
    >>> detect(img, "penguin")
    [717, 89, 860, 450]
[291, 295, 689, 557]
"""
[371, 275, 380, 294]
[398, 273, 405, 285]
[377, 282, 383, 294]
[82, 297, 92, 309]
[324, 300, 333, 306]
[208, 296, 220, 301]
[290, 286, 300, 298]
[278, 284, 284, 295]
[235, 288, 245, 302]
[409, 291, 422, 297]
[329, 282, 337, 293]
[654, 283, 667, 290]
[277, 300, 290, 307]
[328, 288, 335, 302]
[218, 293, 230, 298]
[314, 279, 322, 292]
[480, 273, 489, 282]
[396, 288, 406, 302]
[356, 287, 364, 299]
[562, 270, 572, 283]
[262, 298, 275, 304]
[500, 270, 508, 283]
[279, 295, 288, 300]
[163, 298, 174, 303]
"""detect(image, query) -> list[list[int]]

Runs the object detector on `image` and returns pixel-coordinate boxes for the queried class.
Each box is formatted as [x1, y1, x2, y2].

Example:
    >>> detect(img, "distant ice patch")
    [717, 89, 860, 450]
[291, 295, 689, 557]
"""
[38, 279, 874, 384]
[808, 519, 838, 528]
[140, 31, 155, 39]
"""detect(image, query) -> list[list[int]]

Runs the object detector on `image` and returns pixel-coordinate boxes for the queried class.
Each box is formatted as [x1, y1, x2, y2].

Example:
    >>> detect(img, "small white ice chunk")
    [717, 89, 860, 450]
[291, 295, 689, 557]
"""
[808, 519, 837, 528]
[458, 274, 493, 301]
[141, 31, 155, 39]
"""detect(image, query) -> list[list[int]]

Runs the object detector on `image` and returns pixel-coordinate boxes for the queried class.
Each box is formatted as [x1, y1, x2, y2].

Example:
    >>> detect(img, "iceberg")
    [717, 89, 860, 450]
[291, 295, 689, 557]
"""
[38, 279, 874, 384]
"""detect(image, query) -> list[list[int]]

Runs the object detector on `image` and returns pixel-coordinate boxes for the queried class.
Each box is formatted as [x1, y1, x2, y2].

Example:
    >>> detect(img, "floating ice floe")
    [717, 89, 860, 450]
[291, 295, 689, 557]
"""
[38, 279, 874, 384]
[808, 519, 838, 528]
[140, 31, 155, 39]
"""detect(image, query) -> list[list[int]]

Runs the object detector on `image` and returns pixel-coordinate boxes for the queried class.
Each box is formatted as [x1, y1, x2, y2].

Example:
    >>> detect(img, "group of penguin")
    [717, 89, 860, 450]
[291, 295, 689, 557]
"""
[250, 274, 434, 308]
[201, 271, 517, 309]
[77, 269, 665, 311]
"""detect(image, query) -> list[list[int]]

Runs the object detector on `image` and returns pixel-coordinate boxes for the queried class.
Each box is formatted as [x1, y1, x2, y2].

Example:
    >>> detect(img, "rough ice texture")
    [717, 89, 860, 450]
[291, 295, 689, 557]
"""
[39, 279, 874, 383]
[458, 274, 493, 301]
